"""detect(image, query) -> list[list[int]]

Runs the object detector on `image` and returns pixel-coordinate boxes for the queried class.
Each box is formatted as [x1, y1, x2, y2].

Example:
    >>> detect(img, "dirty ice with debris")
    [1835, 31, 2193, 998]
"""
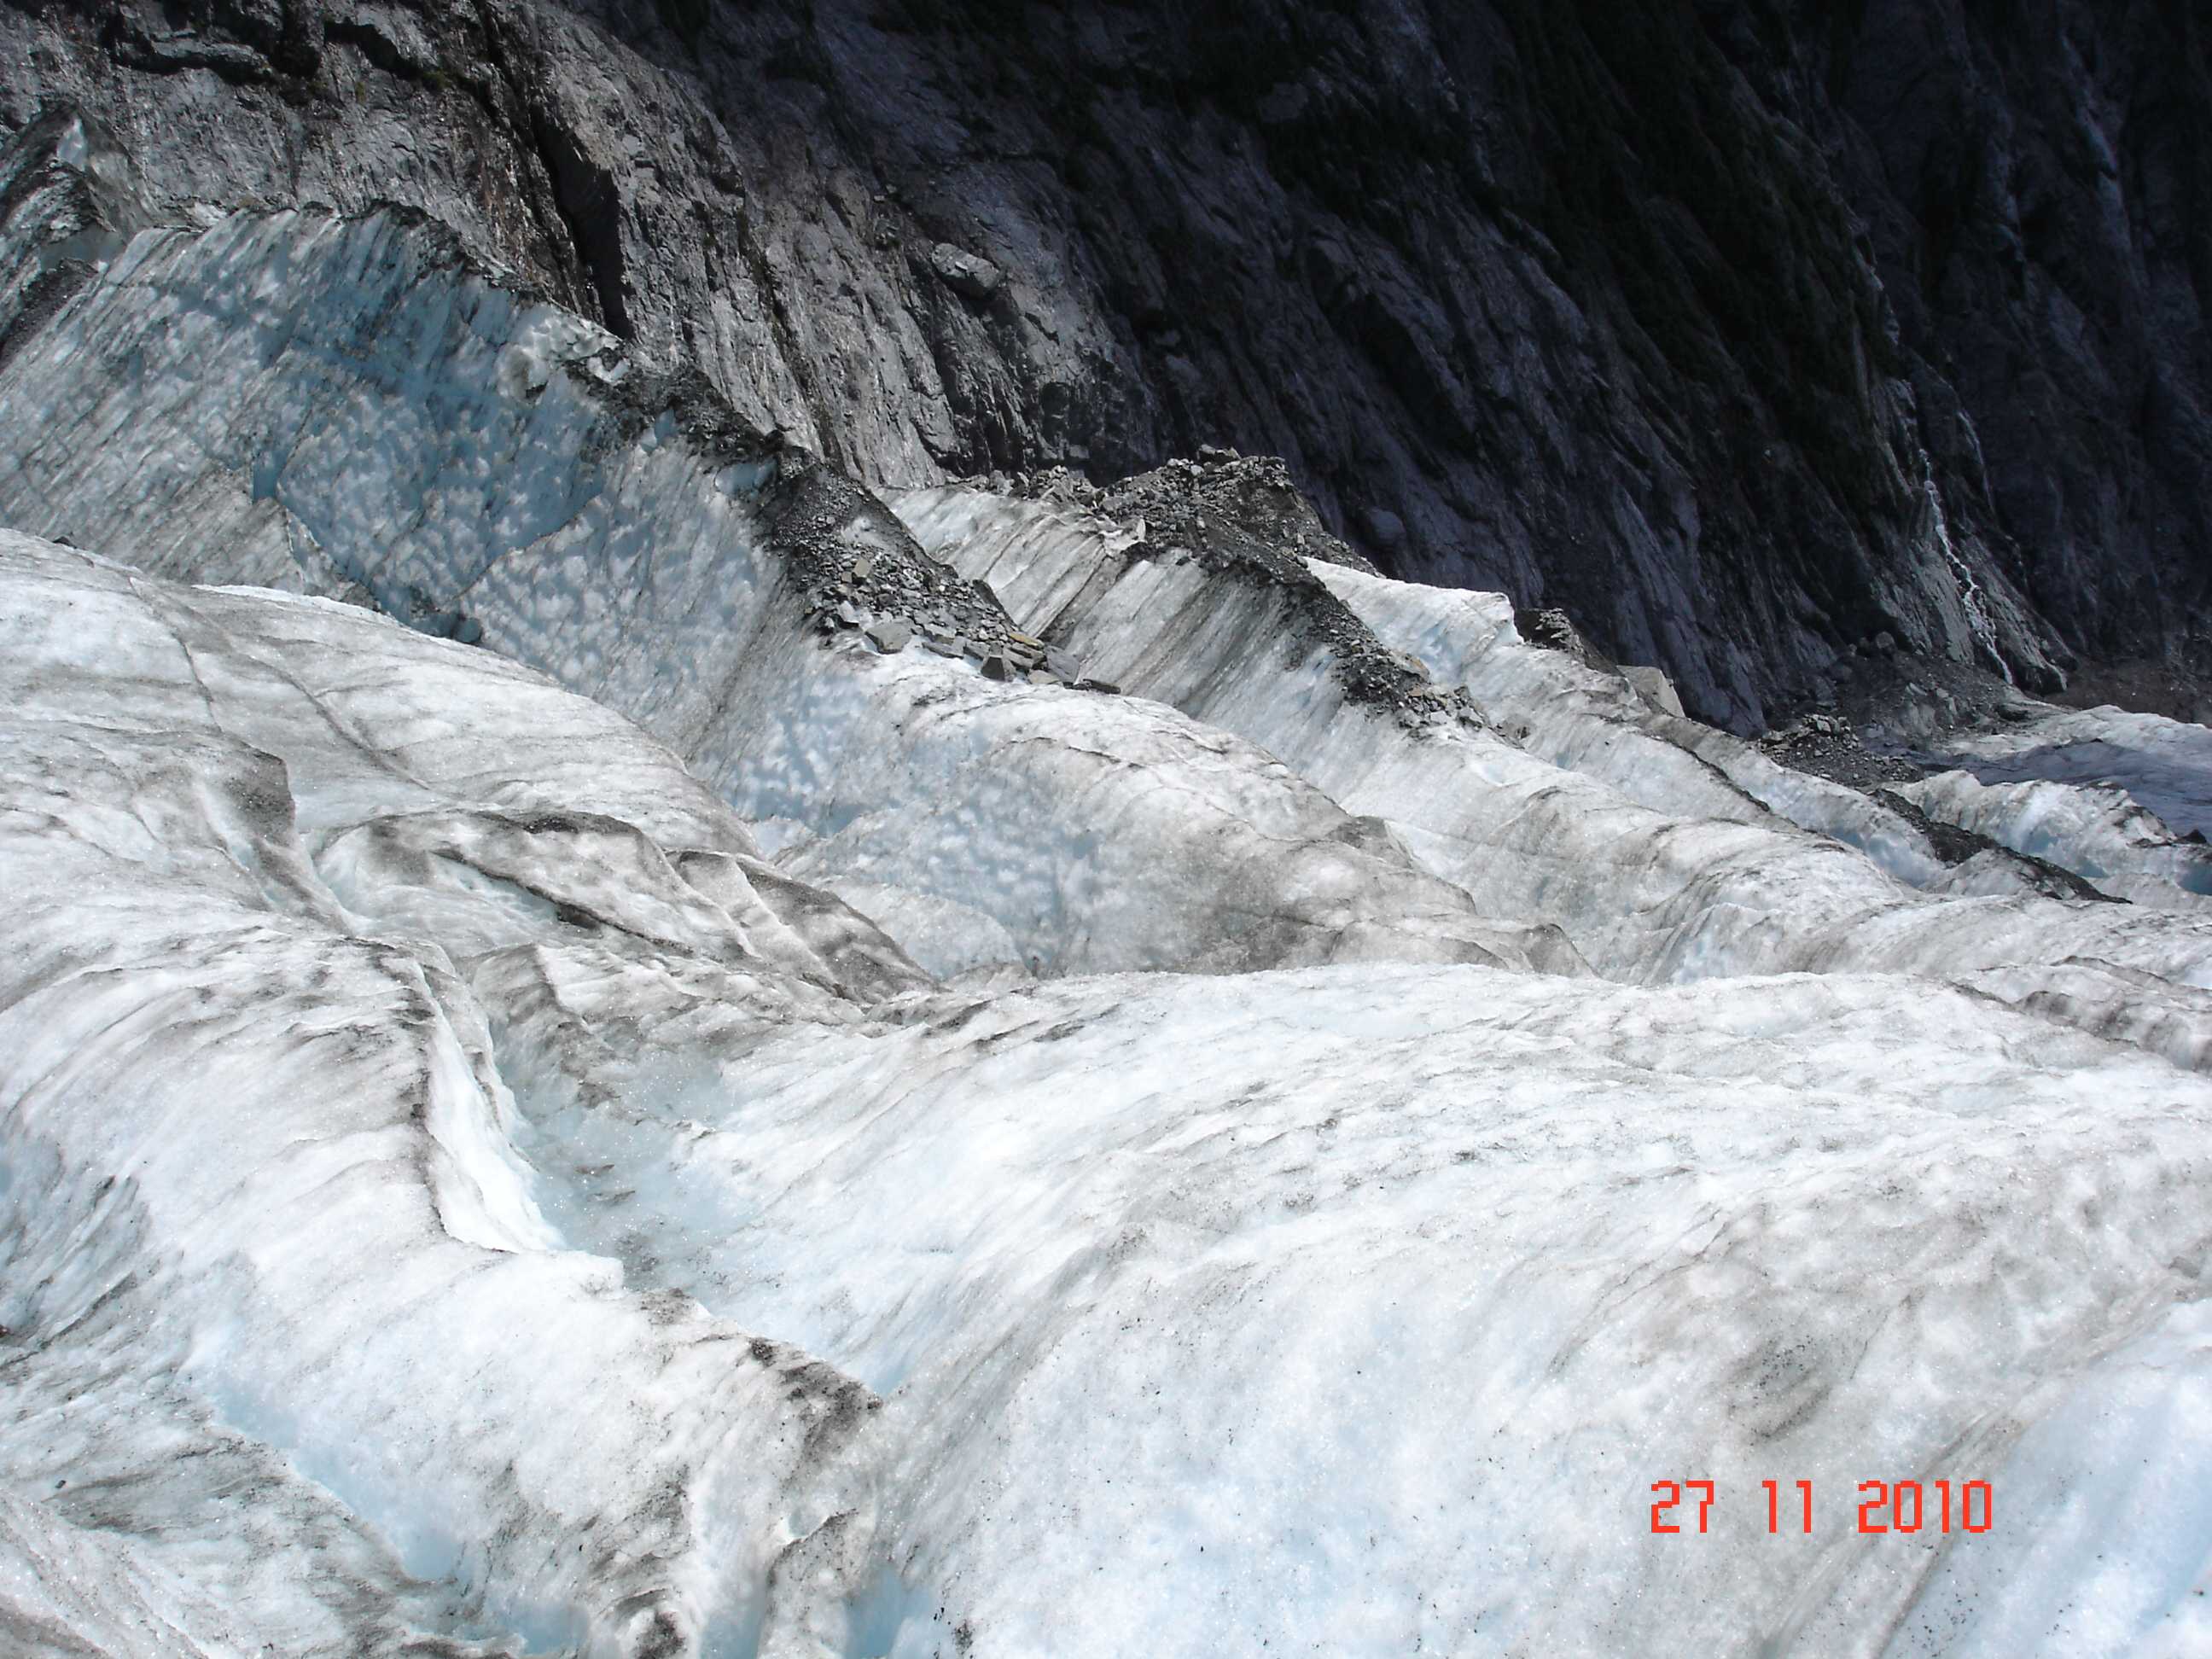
[3, 107, 2212, 1659]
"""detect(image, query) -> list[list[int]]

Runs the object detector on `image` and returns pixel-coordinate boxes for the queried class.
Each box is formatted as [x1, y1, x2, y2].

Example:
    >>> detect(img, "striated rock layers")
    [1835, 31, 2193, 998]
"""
[2, 0, 2207, 729]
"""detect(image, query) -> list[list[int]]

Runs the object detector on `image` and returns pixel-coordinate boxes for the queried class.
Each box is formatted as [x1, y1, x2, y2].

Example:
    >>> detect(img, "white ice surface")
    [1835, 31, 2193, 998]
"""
[9, 168, 2212, 1656]
[8, 539, 2212, 1658]
[891, 487, 2212, 1066]
[1896, 769, 2212, 908]
[15, 201, 2209, 1029]
[1297, 555, 1967, 888]
[0, 207, 1565, 982]
[1923, 705, 2212, 841]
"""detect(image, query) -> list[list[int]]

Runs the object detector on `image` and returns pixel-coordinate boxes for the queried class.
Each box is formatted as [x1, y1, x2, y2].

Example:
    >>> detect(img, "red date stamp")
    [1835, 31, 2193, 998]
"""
[1650, 1479, 1991, 1534]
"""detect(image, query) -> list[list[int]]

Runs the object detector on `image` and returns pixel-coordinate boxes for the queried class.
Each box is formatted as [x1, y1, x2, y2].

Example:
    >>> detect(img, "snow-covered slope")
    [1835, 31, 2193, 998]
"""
[9, 534, 2212, 1658]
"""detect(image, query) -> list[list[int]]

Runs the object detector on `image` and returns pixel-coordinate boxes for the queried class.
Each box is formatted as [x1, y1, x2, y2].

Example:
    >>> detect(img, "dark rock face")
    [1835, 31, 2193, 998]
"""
[0, 0, 2203, 730]
[1793, 0, 2212, 708]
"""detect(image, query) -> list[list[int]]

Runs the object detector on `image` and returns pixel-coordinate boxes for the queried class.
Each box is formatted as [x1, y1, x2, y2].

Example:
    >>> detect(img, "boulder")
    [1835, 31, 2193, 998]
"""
[864, 617, 913, 653]
[929, 242, 1004, 305]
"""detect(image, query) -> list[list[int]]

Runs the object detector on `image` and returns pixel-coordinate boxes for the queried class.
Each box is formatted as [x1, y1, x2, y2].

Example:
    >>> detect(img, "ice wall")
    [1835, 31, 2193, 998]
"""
[893, 487, 2212, 1066]
[0, 197, 1557, 981]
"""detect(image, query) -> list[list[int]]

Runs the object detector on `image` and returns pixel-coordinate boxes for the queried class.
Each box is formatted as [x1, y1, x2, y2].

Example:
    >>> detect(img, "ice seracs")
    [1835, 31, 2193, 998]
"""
[8, 110, 2212, 1656]
[9, 537, 2212, 1656]
[1893, 769, 2212, 909]
[0, 160, 1579, 983]
[893, 485, 2212, 1065]
[1917, 702, 2212, 842]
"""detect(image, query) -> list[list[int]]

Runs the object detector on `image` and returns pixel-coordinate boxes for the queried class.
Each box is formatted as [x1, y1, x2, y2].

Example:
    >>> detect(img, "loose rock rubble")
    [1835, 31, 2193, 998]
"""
[977, 448, 1381, 578]
[1756, 713, 1926, 793]
[1514, 607, 1617, 673]
[590, 364, 1063, 683]
[952, 451, 1490, 731]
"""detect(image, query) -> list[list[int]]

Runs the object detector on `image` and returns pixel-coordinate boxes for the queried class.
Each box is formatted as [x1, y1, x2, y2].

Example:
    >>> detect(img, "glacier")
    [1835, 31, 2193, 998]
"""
[1912, 707, 2212, 847]
[4, 109, 2212, 1657]
[1889, 771, 2212, 910]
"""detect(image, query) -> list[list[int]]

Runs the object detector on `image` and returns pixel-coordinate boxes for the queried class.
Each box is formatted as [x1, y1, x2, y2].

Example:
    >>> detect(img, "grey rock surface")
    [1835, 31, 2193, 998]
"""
[0, 0, 2204, 730]
[862, 614, 911, 653]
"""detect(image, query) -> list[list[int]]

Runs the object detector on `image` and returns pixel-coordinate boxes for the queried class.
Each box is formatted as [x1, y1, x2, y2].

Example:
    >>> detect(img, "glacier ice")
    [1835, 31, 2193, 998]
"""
[890, 486, 2212, 1059]
[0, 192, 1579, 984]
[5, 122, 2212, 1656]
[1920, 704, 2212, 843]
[4, 538, 2212, 1655]
[1894, 770, 2212, 908]
[3, 537, 2211, 1654]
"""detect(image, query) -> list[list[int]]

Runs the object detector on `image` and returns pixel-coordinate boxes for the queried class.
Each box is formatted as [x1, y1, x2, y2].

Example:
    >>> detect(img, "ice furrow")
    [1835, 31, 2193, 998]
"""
[4, 541, 2212, 1652]
[0, 536, 911, 1655]
[891, 487, 2212, 1066]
